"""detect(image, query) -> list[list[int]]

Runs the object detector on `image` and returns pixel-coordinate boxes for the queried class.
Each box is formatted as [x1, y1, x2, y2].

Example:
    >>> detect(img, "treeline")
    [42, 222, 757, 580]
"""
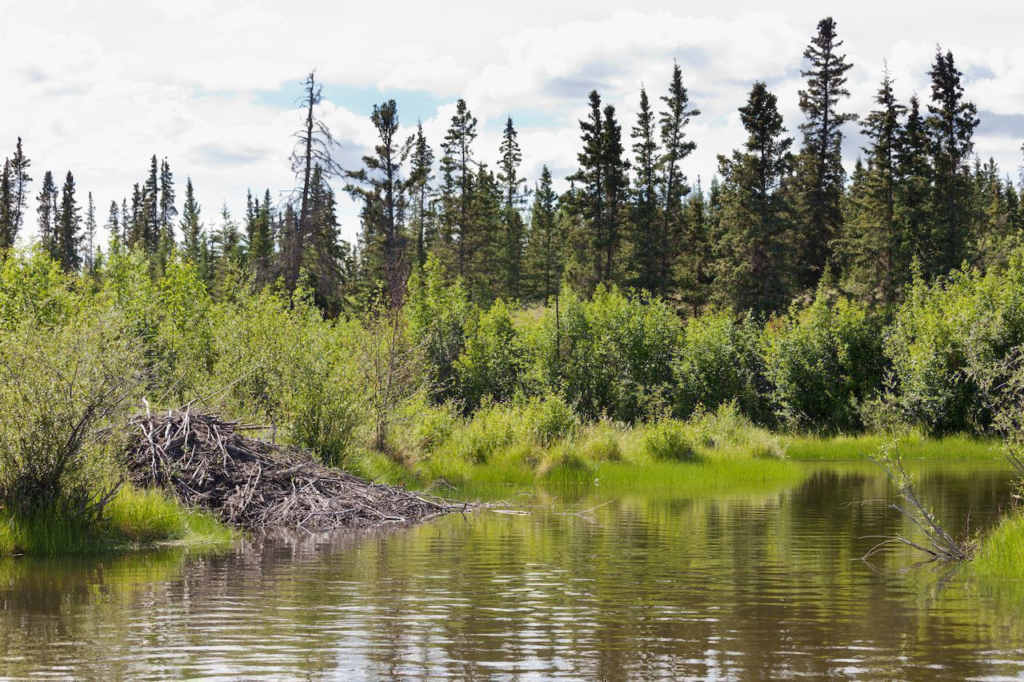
[2, 17, 1023, 320]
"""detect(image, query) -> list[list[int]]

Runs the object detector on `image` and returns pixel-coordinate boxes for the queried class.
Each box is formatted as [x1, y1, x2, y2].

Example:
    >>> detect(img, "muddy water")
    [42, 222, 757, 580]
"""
[2, 461, 1022, 679]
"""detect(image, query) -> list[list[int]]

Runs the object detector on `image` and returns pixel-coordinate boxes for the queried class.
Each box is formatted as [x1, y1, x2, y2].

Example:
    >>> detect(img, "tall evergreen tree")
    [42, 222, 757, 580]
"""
[179, 178, 208, 279]
[838, 66, 909, 303]
[438, 99, 478, 278]
[658, 62, 700, 296]
[56, 171, 81, 272]
[105, 200, 121, 251]
[714, 82, 796, 313]
[288, 71, 343, 292]
[408, 121, 435, 270]
[142, 155, 160, 253]
[0, 160, 12, 249]
[676, 178, 714, 316]
[36, 170, 58, 258]
[524, 165, 561, 301]
[346, 99, 412, 303]
[497, 117, 526, 299]
[630, 87, 660, 292]
[795, 17, 856, 285]
[925, 47, 979, 277]
[570, 90, 606, 289]
[306, 165, 350, 315]
[82, 191, 97, 272]
[8, 138, 31, 242]
[599, 104, 630, 284]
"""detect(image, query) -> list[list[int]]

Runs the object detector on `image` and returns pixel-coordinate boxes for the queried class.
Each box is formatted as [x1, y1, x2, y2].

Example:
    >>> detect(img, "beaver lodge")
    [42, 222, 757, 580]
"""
[125, 410, 464, 531]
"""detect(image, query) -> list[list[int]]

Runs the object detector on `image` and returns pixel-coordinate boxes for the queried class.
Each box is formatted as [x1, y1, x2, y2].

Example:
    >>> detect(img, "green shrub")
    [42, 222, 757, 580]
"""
[0, 306, 145, 515]
[455, 299, 526, 412]
[885, 253, 1024, 434]
[763, 288, 884, 432]
[533, 285, 681, 422]
[405, 256, 474, 402]
[640, 420, 698, 462]
[674, 308, 769, 423]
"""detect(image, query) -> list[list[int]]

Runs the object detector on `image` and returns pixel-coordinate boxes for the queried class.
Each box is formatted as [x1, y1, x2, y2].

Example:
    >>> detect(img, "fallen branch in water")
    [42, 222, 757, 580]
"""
[863, 445, 974, 562]
[124, 408, 469, 531]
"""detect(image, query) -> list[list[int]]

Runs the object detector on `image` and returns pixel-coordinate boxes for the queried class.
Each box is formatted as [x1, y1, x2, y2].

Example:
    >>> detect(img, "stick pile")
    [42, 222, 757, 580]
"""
[124, 409, 462, 531]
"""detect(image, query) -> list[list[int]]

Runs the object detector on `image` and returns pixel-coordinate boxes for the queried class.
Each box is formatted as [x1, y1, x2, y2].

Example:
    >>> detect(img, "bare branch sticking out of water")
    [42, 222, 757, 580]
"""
[863, 443, 974, 563]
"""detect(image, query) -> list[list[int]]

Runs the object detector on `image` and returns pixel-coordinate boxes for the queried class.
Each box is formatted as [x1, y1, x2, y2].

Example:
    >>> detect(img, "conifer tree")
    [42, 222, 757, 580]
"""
[8, 138, 31, 241]
[142, 155, 160, 253]
[36, 170, 58, 258]
[599, 104, 630, 284]
[497, 117, 527, 299]
[838, 66, 909, 303]
[570, 90, 606, 288]
[659, 62, 700, 296]
[630, 87, 660, 292]
[795, 17, 855, 285]
[306, 165, 349, 315]
[524, 165, 561, 301]
[925, 47, 979, 277]
[408, 121, 435, 269]
[289, 71, 343, 292]
[0, 160, 12, 249]
[82, 191, 97, 272]
[438, 99, 478, 278]
[675, 178, 714, 315]
[56, 171, 81, 272]
[347, 99, 412, 304]
[105, 200, 121, 251]
[714, 82, 796, 313]
[179, 177, 208, 281]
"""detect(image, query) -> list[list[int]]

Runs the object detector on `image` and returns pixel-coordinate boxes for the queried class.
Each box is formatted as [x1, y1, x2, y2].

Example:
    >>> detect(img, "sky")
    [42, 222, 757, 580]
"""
[2, 0, 1023, 244]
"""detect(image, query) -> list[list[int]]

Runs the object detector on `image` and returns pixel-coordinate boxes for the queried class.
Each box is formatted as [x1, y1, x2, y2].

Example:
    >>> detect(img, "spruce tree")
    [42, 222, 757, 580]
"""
[838, 66, 909, 303]
[676, 178, 714, 316]
[714, 82, 796, 313]
[306, 165, 349, 315]
[36, 170, 58, 258]
[795, 17, 855, 285]
[570, 90, 606, 288]
[497, 117, 526, 299]
[596, 103, 629, 284]
[105, 200, 121, 251]
[438, 99, 478, 278]
[0, 160, 12, 249]
[659, 62, 700, 296]
[346, 99, 412, 304]
[524, 165, 561, 301]
[179, 177, 207, 281]
[408, 121, 435, 270]
[8, 138, 31, 241]
[630, 87, 660, 292]
[142, 155, 160, 253]
[83, 191, 97, 272]
[925, 47, 979, 277]
[56, 171, 81, 272]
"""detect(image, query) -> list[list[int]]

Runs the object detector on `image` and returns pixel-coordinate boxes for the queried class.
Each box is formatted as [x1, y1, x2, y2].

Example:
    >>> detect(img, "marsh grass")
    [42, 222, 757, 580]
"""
[786, 434, 999, 461]
[0, 486, 233, 556]
[972, 510, 1024, 580]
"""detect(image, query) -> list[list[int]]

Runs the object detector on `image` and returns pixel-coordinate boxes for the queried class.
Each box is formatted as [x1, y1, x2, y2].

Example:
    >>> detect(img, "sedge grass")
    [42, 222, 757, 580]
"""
[0, 486, 233, 557]
[785, 433, 999, 461]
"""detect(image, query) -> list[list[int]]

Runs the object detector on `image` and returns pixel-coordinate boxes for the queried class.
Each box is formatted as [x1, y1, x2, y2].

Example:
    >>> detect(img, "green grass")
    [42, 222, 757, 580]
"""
[785, 433, 1000, 461]
[0, 486, 234, 557]
[973, 509, 1024, 580]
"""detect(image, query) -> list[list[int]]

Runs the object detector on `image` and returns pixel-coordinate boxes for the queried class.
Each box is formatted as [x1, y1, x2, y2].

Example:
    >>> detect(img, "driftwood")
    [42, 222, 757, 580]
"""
[124, 409, 465, 531]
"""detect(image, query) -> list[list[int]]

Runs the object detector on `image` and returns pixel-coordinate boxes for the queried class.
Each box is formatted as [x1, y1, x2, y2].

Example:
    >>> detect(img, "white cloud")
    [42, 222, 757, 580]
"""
[1, 1, 1022, 245]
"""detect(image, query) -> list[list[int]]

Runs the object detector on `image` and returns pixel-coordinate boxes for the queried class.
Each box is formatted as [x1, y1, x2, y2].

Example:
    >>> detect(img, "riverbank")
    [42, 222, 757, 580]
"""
[0, 486, 233, 556]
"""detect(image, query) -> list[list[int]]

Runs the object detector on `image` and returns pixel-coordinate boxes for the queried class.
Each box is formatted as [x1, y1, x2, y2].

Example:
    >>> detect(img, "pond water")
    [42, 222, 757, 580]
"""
[2, 461, 1023, 679]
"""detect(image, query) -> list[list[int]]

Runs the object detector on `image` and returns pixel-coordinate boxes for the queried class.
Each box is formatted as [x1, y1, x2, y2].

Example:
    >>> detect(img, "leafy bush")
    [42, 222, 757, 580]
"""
[533, 285, 681, 422]
[884, 254, 1024, 434]
[674, 308, 769, 423]
[0, 307, 145, 515]
[455, 299, 526, 412]
[762, 289, 884, 432]
[638, 420, 698, 462]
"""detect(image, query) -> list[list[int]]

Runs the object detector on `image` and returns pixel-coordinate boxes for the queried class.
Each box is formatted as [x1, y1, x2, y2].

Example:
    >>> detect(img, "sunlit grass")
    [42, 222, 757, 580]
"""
[785, 433, 1000, 461]
[973, 510, 1024, 580]
[0, 486, 233, 557]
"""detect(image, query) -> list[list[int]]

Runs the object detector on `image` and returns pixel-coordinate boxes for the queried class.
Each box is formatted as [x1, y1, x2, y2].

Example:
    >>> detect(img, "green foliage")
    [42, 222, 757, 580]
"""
[0, 247, 79, 329]
[674, 308, 768, 422]
[537, 285, 681, 422]
[405, 255, 474, 401]
[638, 419, 697, 462]
[0, 304, 145, 515]
[884, 254, 1024, 434]
[455, 299, 526, 411]
[762, 288, 884, 432]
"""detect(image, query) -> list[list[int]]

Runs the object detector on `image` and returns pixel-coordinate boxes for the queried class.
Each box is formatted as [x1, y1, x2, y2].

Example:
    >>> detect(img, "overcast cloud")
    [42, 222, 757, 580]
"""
[2, 0, 1022, 243]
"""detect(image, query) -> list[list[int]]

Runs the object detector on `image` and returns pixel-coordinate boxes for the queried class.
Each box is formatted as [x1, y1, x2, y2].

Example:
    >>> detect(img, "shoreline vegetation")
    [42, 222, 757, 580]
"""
[1, 16, 1022, 567]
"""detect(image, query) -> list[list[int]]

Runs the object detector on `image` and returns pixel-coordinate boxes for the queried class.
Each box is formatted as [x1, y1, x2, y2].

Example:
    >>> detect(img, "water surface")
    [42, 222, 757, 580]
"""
[2, 461, 1023, 679]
